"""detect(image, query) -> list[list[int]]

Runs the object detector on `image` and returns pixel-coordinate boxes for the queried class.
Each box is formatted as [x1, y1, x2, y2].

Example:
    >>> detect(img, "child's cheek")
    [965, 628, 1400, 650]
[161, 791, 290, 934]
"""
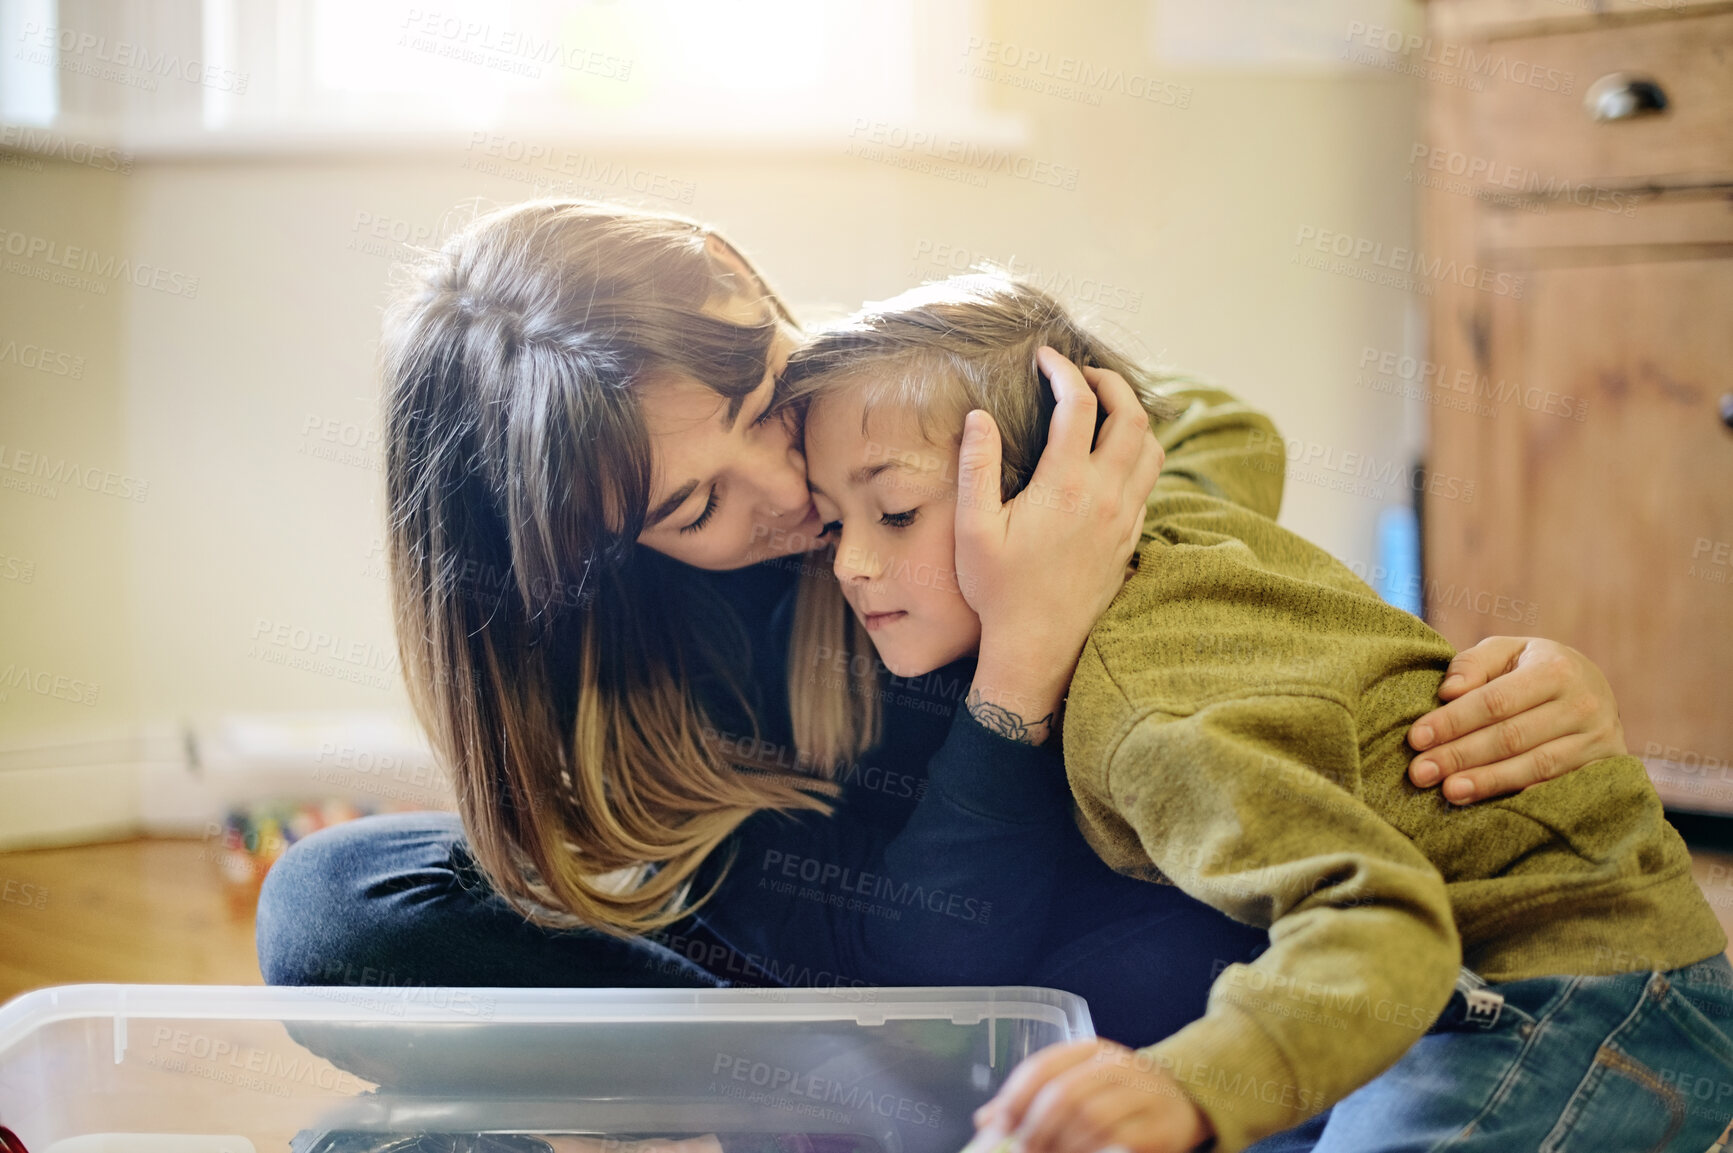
[922, 518, 982, 644]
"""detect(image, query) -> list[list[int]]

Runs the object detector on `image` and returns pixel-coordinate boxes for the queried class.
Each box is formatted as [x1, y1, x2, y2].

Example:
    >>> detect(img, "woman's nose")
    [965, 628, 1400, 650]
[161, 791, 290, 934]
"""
[753, 426, 811, 518]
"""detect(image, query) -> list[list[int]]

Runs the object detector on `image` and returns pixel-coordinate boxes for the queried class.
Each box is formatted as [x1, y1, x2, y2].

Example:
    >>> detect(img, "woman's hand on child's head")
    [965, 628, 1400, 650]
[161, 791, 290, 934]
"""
[953, 348, 1165, 740]
[1407, 636, 1627, 804]
[970, 1039, 1210, 1153]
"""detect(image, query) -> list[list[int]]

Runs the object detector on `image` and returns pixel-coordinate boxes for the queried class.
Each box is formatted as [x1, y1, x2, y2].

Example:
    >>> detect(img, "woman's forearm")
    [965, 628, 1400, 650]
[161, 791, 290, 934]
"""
[965, 638, 1073, 747]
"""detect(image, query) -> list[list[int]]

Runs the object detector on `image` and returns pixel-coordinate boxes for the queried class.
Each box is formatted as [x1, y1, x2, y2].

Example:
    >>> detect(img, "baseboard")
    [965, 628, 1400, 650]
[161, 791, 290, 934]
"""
[0, 713, 452, 851]
[0, 727, 166, 850]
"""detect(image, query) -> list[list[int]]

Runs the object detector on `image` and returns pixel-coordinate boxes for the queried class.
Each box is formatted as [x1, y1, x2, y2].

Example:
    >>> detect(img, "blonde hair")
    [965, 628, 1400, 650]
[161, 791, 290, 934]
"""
[779, 272, 1187, 767]
[382, 199, 838, 938]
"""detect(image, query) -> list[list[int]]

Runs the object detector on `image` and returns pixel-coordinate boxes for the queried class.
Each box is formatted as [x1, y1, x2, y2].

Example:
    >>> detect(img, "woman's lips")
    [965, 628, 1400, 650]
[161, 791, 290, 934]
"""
[752, 502, 823, 557]
[863, 610, 907, 631]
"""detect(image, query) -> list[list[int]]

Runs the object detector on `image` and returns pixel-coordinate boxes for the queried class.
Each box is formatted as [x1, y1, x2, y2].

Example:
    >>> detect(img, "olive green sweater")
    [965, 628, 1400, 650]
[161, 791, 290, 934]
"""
[1063, 490, 1726, 1153]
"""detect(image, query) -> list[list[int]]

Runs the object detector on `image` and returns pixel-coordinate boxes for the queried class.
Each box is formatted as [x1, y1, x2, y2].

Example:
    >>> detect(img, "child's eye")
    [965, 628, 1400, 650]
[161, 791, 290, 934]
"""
[880, 509, 918, 529]
[819, 519, 843, 538]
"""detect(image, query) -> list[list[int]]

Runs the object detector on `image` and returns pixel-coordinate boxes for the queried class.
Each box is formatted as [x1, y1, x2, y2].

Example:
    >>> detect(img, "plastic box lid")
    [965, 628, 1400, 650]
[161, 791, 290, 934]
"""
[0, 985, 1093, 1153]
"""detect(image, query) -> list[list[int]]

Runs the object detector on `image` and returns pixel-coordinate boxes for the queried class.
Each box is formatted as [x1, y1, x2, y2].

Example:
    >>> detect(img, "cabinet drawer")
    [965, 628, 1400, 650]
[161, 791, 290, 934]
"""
[1480, 190, 1733, 252]
[1433, 0, 1733, 41]
[1471, 10, 1733, 188]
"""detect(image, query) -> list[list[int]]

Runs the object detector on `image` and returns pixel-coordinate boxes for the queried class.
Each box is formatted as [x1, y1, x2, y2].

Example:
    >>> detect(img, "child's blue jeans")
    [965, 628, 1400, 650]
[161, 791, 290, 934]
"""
[1250, 955, 1733, 1152]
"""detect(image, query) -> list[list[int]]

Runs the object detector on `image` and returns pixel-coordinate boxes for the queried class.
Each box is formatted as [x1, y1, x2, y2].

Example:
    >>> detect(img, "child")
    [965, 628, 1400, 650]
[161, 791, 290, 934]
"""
[778, 273, 1733, 1153]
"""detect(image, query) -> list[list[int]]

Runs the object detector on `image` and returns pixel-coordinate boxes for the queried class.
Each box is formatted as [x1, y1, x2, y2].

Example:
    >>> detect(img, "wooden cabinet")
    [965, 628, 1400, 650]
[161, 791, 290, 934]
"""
[1422, 0, 1733, 812]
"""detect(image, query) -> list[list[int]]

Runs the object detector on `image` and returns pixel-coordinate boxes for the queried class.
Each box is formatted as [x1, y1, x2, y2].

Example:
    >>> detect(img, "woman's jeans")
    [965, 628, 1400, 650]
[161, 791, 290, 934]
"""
[1249, 957, 1733, 1153]
[256, 811, 1270, 1049]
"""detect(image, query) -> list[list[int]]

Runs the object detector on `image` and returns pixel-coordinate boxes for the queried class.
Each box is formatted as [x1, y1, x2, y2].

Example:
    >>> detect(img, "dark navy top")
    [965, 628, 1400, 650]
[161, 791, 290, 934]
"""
[678, 554, 1267, 1021]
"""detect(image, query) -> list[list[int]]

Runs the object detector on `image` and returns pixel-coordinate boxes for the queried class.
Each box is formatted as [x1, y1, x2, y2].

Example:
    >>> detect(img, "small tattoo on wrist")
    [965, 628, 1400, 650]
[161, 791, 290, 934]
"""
[966, 689, 1055, 746]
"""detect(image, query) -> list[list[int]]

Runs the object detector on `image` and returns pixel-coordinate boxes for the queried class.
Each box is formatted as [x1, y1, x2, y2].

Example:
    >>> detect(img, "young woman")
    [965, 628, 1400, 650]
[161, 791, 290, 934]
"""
[257, 199, 1633, 1046]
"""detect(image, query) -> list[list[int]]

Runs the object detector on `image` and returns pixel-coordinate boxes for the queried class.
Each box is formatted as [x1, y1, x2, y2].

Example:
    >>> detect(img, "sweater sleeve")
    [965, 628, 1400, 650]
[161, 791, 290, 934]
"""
[689, 707, 1077, 987]
[1097, 694, 1460, 1151]
[1150, 384, 1286, 520]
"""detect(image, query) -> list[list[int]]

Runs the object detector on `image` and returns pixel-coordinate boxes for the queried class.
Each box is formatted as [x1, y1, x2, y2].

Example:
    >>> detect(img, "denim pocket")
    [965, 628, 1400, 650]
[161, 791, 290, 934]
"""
[1541, 971, 1733, 1153]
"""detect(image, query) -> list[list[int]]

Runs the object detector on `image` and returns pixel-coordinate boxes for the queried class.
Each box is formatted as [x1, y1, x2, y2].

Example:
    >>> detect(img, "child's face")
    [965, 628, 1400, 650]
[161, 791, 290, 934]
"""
[803, 386, 982, 678]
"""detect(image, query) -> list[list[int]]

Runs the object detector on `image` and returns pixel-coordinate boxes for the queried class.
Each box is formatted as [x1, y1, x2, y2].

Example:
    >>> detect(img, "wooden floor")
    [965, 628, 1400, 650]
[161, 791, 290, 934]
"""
[2, 836, 1733, 1005]
[0, 837, 261, 1001]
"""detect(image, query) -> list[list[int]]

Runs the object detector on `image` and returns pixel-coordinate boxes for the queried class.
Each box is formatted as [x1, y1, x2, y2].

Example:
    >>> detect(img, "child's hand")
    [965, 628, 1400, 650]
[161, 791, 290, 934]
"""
[970, 1040, 1211, 1153]
[549, 1140, 723, 1153]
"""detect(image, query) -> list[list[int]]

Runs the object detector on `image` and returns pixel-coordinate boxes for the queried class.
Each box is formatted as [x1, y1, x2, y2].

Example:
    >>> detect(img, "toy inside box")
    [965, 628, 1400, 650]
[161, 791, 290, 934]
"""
[0, 985, 1092, 1153]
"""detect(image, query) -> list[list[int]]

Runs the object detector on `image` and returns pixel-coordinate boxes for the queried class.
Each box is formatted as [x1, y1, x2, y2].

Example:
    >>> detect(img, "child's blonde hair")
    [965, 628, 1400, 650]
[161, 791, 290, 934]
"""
[780, 272, 1189, 767]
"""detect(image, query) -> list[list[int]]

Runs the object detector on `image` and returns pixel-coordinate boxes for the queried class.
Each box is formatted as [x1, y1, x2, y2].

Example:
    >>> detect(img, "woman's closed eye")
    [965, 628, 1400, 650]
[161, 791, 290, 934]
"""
[679, 393, 779, 535]
[679, 486, 720, 535]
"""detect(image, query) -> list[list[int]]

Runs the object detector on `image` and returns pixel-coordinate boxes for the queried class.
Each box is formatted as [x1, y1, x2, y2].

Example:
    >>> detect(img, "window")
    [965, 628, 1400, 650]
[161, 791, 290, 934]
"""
[3, 0, 1016, 153]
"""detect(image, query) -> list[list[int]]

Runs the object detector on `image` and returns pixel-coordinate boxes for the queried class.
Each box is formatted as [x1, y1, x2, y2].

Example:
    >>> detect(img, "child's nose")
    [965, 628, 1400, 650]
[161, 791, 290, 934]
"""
[832, 538, 881, 583]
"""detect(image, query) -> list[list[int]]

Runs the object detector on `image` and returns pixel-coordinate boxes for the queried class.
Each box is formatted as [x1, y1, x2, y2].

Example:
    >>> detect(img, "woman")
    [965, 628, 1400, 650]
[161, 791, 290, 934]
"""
[257, 199, 1630, 1044]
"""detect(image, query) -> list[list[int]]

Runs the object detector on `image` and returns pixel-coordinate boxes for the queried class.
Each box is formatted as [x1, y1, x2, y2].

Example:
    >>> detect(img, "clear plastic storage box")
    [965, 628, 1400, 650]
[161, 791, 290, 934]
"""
[0, 985, 1093, 1153]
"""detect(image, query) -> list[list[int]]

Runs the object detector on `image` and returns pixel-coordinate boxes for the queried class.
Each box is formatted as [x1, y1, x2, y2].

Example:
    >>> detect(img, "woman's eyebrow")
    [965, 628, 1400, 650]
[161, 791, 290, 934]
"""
[647, 379, 774, 527]
[645, 479, 700, 528]
[724, 374, 776, 432]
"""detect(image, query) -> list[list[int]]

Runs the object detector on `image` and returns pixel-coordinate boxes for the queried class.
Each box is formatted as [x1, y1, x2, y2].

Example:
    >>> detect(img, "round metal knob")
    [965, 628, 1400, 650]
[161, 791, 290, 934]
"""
[1721, 393, 1733, 431]
[1586, 73, 1669, 121]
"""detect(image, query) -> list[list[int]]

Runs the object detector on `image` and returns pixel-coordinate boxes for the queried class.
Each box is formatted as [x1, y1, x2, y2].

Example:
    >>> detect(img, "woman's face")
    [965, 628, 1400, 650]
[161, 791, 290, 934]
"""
[633, 290, 827, 572]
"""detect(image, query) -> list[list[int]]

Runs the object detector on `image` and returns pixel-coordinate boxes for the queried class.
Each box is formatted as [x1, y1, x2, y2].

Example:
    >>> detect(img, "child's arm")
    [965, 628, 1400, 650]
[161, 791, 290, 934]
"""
[1149, 385, 1631, 806]
[1054, 693, 1461, 1152]
[1147, 383, 1285, 520]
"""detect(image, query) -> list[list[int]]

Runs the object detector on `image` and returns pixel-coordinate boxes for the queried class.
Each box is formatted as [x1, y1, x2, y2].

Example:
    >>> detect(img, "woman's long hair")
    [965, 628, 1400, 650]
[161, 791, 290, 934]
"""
[382, 199, 836, 937]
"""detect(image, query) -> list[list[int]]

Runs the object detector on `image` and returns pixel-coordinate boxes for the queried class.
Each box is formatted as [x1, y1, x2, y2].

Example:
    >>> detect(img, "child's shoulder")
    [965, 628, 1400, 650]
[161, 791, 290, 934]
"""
[1136, 488, 1378, 601]
[1091, 489, 1455, 709]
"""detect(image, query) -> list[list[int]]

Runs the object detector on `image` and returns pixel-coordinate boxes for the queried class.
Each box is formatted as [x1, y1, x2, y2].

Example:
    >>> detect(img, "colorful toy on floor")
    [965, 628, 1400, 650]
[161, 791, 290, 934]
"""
[208, 796, 421, 912]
